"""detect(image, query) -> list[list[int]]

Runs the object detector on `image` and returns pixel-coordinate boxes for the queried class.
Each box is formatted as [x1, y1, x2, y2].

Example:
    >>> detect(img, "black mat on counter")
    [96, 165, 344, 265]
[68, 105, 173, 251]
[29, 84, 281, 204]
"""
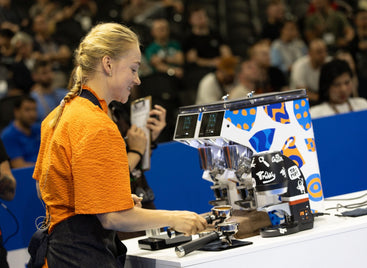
[199, 239, 252, 251]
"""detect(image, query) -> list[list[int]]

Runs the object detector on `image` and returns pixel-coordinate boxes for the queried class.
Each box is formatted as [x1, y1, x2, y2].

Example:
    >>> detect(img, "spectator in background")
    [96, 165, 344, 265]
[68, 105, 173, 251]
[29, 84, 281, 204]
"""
[310, 59, 367, 118]
[122, 0, 183, 28]
[29, 0, 60, 20]
[261, 0, 286, 42]
[122, 0, 164, 27]
[290, 39, 330, 104]
[1, 95, 40, 168]
[349, 8, 367, 99]
[270, 19, 308, 80]
[183, 4, 232, 103]
[0, 28, 15, 96]
[184, 4, 232, 70]
[109, 101, 167, 239]
[31, 13, 72, 88]
[335, 49, 359, 97]
[0, 0, 29, 33]
[228, 59, 260, 100]
[30, 60, 68, 122]
[0, 138, 16, 268]
[304, 0, 354, 53]
[145, 18, 184, 80]
[195, 55, 238, 105]
[249, 40, 287, 93]
[63, 0, 98, 33]
[121, 0, 183, 47]
[8, 32, 35, 95]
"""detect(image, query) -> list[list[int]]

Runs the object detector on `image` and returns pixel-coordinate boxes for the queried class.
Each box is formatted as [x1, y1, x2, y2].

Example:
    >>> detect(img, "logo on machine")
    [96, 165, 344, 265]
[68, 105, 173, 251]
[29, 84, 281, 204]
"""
[255, 171, 276, 184]
[272, 154, 283, 163]
[288, 165, 301, 180]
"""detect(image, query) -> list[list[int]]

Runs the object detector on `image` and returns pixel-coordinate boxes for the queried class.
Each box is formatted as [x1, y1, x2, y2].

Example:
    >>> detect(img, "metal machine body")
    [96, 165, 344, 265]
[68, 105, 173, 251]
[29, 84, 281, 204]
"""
[173, 89, 324, 236]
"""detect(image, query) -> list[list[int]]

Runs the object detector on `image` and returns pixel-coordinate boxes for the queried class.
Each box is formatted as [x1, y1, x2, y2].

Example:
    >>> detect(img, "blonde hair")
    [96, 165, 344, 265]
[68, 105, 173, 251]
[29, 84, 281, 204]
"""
[49, 22, 139, 128]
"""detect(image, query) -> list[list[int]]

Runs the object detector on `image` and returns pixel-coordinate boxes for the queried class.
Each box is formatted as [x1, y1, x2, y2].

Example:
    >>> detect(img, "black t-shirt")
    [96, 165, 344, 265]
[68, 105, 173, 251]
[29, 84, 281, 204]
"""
[183, 30, 225, 59]
[0, 138, 9, 164]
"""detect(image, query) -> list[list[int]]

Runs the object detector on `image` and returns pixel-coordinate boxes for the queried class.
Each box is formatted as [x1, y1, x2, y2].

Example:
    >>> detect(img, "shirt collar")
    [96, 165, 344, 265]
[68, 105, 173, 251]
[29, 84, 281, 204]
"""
[81, 85, 109, 114]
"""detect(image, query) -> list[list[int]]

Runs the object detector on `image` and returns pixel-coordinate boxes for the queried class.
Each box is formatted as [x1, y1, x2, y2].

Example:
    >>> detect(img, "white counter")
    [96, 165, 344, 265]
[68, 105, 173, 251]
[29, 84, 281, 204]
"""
[124, 191, 367, 268]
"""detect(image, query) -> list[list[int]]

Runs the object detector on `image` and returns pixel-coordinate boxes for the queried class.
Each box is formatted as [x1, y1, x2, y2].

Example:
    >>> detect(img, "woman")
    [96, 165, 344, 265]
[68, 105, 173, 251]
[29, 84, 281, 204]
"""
[30, 22, 207, 267]
[310, 59, 367, 119]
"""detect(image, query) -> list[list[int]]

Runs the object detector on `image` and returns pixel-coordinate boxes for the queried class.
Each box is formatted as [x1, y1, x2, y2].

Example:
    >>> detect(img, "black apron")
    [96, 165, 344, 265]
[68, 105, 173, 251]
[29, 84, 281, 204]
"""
[28, 214, 127, 268]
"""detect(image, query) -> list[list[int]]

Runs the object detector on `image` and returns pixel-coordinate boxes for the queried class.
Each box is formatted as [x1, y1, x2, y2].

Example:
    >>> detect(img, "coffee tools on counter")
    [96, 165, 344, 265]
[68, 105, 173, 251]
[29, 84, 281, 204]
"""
[138, 232, 192, 250]
[175, 205, 252, 257]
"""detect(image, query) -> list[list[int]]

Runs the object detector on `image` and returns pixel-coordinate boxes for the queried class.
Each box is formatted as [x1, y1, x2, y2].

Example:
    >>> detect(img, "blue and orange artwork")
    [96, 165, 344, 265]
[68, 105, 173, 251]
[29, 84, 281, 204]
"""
[282, 136, 305, 168]
[306, 173, 323, 206]
[264, 102, 290, 124]
[305, 138, 316, 152]
[225, 107, 257, 132]
[249, 128, 275, 152]
[294, 99, 312, 130]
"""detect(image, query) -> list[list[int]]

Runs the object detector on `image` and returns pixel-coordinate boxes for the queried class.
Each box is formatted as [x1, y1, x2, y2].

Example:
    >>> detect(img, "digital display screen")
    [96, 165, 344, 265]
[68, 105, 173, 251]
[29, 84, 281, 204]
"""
[199, 111, 224, 137]
[174, 114, 198, 139]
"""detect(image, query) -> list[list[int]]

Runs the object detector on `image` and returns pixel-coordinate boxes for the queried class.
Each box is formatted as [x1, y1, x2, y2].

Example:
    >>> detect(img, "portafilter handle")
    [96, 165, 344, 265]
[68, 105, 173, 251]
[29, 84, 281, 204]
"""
[175, 232, 220, 257]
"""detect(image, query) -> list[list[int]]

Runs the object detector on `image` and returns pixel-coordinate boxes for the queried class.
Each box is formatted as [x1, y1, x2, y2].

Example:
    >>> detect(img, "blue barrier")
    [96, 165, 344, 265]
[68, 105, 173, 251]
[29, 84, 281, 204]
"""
[1, 166, 43, 251]
[312, 110, 367, 197]
[2, 109, 367, 252]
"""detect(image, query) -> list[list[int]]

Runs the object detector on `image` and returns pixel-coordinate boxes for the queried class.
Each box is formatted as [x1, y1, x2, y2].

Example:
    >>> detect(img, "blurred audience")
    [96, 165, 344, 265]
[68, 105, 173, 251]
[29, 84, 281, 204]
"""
[304, 0, 354, 53]
[183, 4, 232, 70]
[30, 60, 68, 122]
[145, 18, 184, 80]
[1, 0, 367, 144]
[349, 8, 367, 99]
[270, 19, 308, 80]
[0, 28, 15, 96]
[0, 0, 29, 33]
[31, 14, 72, 88]
[335, 49, 359, 97]
[290, 38, 330, 104]
[8, 31, 35, 95]
[310, 59, 367, 118]
[195, 55, 238, 104]
[29, 0, 60, 20]
[249, 40, 287, 93]
[1, 95, 40, 168]
[261, 0, 287, 42]
[183, 4, 232, 103]
[228, 59, 260, 100]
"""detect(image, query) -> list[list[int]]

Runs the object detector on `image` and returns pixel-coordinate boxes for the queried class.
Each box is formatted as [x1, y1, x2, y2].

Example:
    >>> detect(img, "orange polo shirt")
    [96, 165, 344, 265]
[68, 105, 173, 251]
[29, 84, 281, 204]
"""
[33, 88, 134, 233]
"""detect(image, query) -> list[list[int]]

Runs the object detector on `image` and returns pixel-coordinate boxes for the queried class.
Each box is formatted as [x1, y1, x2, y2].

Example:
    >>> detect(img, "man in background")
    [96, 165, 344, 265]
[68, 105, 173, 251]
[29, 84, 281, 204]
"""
[1, 95, 40, 168]
[290, 38, 330, 105]
[229, 59, 260, 100]
[195, 55, 238, 104]
[31, 60, 68, 122]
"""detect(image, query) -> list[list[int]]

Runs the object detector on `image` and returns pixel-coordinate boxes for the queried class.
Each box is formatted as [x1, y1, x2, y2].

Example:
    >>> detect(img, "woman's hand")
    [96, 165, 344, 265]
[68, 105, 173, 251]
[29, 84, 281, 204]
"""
[169, 211, 208, 236]
[126, 125, 147, 154]
[131, 194, 143, 208]
[147, 105, 167, 142]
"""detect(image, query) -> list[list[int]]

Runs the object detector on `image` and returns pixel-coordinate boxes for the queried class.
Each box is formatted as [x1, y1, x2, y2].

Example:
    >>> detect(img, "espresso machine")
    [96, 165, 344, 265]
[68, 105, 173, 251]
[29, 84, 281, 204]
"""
[173, 89, 324, 237]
